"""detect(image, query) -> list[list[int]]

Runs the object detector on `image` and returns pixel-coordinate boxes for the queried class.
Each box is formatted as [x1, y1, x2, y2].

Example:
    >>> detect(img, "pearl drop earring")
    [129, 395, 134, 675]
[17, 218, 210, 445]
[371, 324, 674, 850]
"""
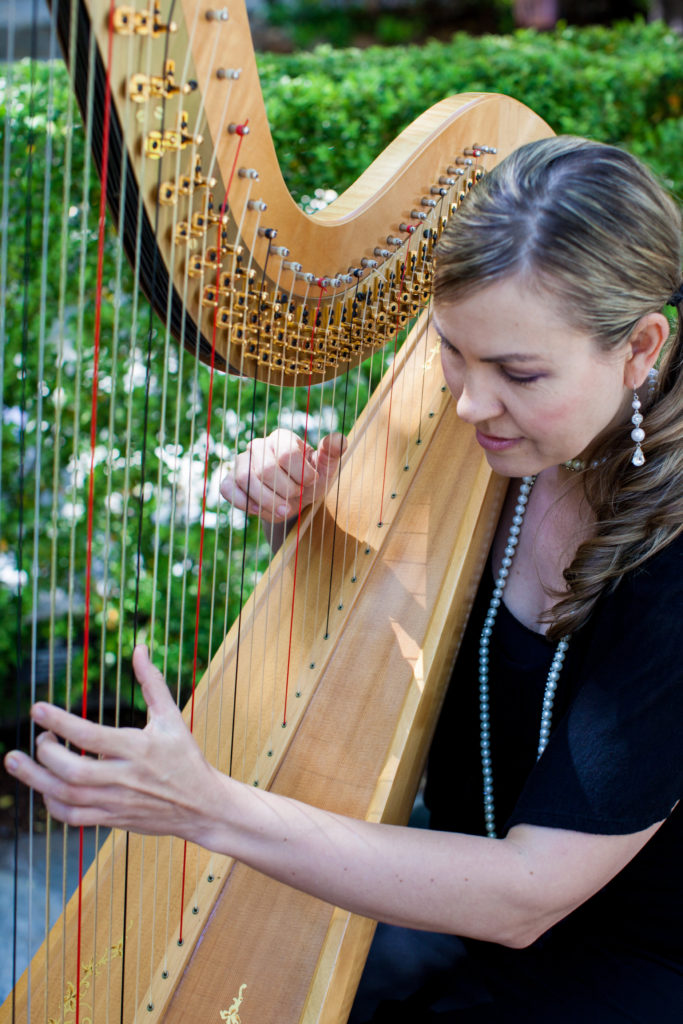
[631, 391, 645, 466]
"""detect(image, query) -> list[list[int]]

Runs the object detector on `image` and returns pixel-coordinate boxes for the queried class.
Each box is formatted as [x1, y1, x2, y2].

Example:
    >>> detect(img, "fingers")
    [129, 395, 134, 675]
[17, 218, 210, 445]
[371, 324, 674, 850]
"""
[310, 432, 348, 477]
[4, 650, 212, 838]
[219, 432, 306, 520]
[132, 645, 180, 720]
[220, 429, 348, 523]
[4, 739, 119, 823]
[5, 741, 165, 831]
[15, 648, 176, 759]
[27, 702, 126, 759]
[34, 731, 121, 788]
[220, 432, 310, 521]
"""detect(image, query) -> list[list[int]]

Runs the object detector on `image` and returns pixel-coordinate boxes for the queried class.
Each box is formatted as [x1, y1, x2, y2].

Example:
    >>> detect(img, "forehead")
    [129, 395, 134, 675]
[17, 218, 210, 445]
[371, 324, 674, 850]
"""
[433, 278, 599, 361]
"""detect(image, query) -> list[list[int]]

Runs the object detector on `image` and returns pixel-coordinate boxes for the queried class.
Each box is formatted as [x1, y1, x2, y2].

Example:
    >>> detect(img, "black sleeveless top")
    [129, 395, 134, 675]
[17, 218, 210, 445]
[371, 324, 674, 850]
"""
[425, 534, 683, 966]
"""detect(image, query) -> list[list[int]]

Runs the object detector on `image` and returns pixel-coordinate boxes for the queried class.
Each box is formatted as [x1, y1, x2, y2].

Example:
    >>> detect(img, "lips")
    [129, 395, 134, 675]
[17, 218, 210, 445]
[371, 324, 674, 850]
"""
[475, 429, 522, 452]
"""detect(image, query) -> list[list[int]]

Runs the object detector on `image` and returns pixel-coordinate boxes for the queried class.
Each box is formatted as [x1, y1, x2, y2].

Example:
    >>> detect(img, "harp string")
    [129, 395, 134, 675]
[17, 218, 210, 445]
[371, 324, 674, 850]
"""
[150, 2, 229, 974]
[49, 3, 78, 1012]
[177, 42, 247, 895]
[129, 2, 224, 988]
[178, 129, 245, 944]
[282, 281, 325, 725]
[95, 54, 133, 1014]
[14, 0, 42, 1012]
[29, 11, 66, 1022]
[186, 105, 236, 929]
[5, 1, 20, 1010]
[323, 366, 352, 638]
[2, 2, 508, 1017]
[76, 4, 117, 1015]
[1, 4, 18, 1014]
[0, 45, 18, 1024]
[378, 261, 407, 528]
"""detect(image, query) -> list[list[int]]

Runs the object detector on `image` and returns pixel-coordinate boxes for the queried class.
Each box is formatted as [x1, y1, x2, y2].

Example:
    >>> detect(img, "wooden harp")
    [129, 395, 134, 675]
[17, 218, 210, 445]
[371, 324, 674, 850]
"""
[0, 1, 552, 1020]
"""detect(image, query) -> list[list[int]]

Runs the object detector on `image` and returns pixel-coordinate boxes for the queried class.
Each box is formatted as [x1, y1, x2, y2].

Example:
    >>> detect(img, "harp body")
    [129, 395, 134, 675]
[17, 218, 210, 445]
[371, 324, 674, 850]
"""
[0, 1, 553, 1021]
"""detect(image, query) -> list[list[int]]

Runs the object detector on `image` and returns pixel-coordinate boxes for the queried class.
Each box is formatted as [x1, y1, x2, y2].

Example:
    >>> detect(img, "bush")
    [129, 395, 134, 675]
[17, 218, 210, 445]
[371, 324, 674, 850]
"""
[256, 19, 683, 201]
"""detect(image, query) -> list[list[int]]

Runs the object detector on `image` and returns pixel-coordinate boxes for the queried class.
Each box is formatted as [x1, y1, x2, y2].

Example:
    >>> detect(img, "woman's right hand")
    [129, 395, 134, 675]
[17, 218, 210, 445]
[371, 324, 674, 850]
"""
[220, 429, 347, 523]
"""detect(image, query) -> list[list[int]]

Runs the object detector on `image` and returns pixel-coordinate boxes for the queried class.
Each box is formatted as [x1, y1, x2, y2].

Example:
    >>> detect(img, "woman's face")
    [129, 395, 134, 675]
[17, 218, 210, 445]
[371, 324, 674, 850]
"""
[435, 278, 632, 478]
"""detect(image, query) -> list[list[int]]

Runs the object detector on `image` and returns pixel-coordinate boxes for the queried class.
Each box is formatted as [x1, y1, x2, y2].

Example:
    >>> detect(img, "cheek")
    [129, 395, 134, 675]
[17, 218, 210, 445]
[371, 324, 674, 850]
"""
[521, 377, 621, 448]
[513, 392, 584, 443]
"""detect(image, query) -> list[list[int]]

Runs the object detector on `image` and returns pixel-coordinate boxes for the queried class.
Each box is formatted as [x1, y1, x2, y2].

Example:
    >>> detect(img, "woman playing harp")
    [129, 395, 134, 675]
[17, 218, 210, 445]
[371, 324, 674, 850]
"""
[6, 136, 683, 1022]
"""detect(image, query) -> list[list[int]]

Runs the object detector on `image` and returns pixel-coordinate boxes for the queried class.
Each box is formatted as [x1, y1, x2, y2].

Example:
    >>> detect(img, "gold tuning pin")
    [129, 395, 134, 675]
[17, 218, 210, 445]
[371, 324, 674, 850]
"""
[145, 115, 203, 159]
[130, 62, 197, 103]
[158, 182, 178, 206]
[178, 157, 217, 195]
[114, 2, 177, 36]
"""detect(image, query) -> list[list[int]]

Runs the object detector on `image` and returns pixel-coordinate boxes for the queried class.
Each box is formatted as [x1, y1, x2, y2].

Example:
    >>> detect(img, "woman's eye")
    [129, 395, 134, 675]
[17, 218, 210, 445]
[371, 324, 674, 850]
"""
[502, 369, 541, 385]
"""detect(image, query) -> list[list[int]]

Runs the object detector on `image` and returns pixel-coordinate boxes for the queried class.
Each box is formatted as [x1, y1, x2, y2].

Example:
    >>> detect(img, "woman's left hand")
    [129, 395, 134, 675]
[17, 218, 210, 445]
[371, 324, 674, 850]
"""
[3, 646, 221, 844]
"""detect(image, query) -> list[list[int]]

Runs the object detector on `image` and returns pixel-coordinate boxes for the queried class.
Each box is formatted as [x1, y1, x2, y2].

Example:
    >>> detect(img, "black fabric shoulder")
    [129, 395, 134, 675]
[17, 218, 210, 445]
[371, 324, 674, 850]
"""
[506, 532, 683, 836]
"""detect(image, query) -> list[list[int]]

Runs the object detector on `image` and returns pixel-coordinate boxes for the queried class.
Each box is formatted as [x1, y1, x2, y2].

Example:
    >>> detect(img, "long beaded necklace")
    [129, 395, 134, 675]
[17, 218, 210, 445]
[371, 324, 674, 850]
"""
[479, 475, 569, 839]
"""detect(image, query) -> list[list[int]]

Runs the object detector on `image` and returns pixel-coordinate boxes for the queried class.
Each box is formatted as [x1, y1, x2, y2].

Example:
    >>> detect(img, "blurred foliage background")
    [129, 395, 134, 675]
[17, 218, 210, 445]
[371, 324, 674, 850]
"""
[1, 5, 682, 737]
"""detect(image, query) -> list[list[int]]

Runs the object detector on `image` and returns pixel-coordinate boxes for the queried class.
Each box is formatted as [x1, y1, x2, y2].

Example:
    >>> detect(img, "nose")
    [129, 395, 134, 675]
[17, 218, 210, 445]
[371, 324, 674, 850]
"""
[455, 376, 504, 425]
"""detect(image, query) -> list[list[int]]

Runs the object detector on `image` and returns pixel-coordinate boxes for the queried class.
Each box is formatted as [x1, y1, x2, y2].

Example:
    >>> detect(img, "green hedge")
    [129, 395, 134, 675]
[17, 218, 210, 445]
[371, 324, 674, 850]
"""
[256, 19, 683, 202]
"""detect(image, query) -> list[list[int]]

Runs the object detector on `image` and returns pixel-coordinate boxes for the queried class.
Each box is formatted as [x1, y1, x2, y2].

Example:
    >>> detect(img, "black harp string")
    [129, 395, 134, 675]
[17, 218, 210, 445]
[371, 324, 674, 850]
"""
[228, 237, 274, 778]
[12, 0, 40, 1014]
[415, 222, 441, 451]
[121, 2, 180, 1014]
[323, 280, 361, 640]
[3, 2, 17, 1012]
[0, 12, 15, 1016]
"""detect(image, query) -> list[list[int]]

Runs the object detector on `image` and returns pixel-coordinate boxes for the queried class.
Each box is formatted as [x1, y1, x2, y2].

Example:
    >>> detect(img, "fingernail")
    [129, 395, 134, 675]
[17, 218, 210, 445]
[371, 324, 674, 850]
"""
[32, 704, 46, 724]
[277, 504, 289, 518]
[5, 755, 18, 772]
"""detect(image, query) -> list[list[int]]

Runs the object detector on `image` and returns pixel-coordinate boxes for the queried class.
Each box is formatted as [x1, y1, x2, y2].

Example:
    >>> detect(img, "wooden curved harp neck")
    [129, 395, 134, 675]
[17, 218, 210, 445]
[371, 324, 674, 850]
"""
[60, 0, 550, 385]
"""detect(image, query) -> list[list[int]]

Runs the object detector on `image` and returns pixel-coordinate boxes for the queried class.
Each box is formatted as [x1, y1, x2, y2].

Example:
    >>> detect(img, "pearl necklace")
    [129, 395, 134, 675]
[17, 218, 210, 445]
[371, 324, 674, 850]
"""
[479, 475, 569, 839]
[562, 456, 606, 473]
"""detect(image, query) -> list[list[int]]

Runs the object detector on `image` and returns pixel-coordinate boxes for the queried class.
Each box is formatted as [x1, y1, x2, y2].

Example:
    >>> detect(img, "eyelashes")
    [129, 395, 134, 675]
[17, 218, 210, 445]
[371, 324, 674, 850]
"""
[502, 371, 542, 386]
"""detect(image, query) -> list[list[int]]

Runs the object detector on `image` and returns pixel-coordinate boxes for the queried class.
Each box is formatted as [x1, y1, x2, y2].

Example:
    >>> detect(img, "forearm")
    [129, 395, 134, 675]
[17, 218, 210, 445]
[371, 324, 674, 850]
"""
[7, 651, 655, 953]
[203, 770, 543, 947]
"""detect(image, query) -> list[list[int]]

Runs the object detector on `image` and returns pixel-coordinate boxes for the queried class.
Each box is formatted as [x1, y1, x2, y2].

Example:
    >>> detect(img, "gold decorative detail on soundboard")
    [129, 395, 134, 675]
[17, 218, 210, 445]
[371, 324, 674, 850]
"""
[220, 982, 247, 1023]
[47, 934, 126, 1024]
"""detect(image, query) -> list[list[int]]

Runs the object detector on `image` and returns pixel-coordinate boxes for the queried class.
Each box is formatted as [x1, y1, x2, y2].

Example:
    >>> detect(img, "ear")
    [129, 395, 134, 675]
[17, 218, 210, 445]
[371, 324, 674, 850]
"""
[623, 312, 670, 389]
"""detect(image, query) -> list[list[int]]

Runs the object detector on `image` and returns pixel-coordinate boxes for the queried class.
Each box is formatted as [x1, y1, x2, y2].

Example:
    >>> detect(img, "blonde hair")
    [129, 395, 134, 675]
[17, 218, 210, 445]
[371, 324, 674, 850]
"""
[434, 136, 683, 638]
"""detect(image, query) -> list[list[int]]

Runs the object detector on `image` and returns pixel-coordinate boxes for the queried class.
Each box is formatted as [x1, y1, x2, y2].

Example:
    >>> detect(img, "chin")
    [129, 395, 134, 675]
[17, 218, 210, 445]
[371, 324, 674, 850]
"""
[482, 450, 549, 478]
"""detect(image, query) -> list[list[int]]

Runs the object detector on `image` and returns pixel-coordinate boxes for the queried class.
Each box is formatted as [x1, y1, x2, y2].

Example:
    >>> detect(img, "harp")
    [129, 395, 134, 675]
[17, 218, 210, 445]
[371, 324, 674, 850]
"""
[0, 1, 553, 1021]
